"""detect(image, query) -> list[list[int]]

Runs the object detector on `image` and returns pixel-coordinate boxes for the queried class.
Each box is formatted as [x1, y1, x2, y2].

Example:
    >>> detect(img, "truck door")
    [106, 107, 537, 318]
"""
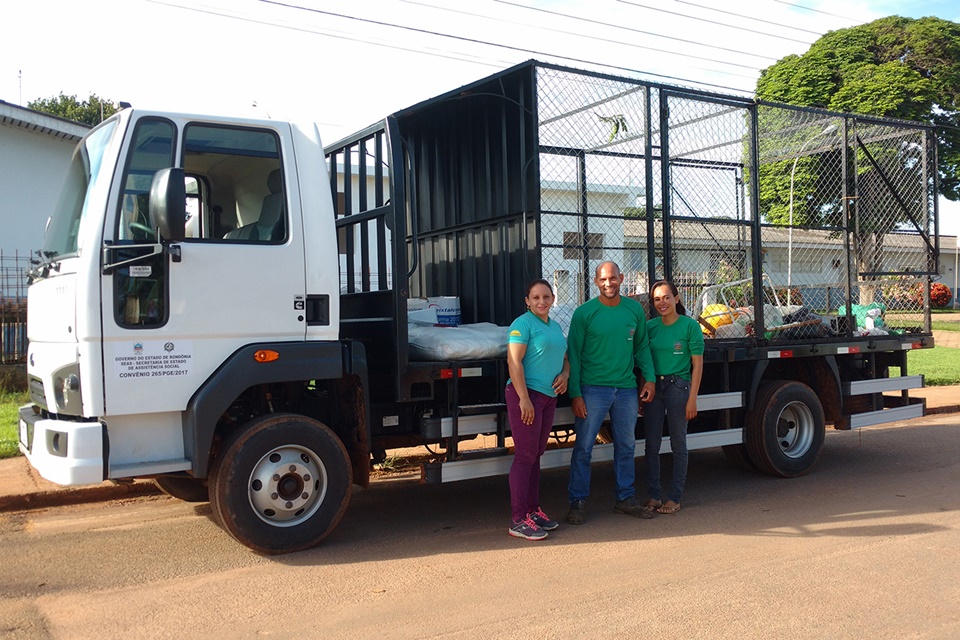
[101, 117, 306, 416]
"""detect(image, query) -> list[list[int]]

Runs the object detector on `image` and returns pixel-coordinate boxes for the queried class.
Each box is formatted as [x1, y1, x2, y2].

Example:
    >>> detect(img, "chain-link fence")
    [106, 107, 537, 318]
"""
[1, 250, 31, 363]
[534, 64, 937, 342]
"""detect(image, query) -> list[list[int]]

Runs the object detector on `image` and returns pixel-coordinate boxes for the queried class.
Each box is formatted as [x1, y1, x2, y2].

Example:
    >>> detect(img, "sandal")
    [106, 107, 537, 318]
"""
[656, 501, 681, 514]
[644, 498, 662, 510]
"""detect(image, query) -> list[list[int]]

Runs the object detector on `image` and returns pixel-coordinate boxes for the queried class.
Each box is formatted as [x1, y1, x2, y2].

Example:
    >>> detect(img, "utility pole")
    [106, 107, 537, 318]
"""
[954, 236, 959, 309]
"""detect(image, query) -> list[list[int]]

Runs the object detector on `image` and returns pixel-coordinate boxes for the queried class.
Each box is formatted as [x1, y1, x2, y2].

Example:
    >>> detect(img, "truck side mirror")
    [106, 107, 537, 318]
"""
[149, 168, 186, 242]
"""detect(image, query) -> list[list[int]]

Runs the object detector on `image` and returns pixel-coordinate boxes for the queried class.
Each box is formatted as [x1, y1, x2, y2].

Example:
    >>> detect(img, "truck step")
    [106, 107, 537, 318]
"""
[422, 429, 745, 483]
[843, 375, 923, 396]
[457, 403, 507, 416]
[838, 398, 925, 430]
[457, 447, 510, 460]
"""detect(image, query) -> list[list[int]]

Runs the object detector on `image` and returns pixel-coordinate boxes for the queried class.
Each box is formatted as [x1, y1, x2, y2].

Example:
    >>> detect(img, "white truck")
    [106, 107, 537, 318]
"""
[20, 61, 937, 553]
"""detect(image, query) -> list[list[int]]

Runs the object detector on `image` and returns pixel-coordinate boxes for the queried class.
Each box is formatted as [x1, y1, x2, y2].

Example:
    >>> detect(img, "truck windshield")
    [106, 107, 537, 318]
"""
[40, 118, 120, 263]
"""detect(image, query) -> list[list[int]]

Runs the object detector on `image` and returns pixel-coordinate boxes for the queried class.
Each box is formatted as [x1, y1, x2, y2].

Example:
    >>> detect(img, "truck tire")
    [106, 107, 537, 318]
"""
[746, 380, 825, 478]
[154, 476, 209, 502]
[209, 413, 352, 554]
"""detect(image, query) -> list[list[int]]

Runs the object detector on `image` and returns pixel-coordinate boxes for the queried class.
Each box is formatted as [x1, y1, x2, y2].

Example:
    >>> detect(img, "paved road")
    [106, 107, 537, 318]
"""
[1, 416, 958, 639]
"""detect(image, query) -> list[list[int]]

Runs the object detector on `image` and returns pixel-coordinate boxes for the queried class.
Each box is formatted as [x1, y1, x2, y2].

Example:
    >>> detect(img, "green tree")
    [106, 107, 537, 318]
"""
[756, 16, 960, 202]
[28, 93, 119, 126]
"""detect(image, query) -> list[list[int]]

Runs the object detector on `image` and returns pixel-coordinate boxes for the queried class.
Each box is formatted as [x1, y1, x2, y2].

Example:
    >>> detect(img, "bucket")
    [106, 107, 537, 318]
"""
[408, 296, 461, 326]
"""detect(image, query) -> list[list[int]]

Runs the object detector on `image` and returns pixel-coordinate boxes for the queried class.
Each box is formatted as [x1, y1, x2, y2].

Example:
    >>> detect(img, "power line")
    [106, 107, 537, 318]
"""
[253, 0, 760, 93]
[399, 0, 766, 72]
[771, 0, 861, 23]
[148, 0, 510, 69]
[616, 0, 814, 45]
[674, 0, 824, 36]
[487, 0, 778, 62]
[150, 0, 764, 100]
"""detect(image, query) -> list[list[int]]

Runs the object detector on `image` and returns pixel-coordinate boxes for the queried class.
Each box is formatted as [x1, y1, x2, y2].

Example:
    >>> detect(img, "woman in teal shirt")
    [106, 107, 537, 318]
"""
[505, 279, 569, 540]
[643, 280, 704, 515]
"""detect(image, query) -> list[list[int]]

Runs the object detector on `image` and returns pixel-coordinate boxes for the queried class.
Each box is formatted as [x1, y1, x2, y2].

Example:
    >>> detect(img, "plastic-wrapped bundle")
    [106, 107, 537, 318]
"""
[407, 322, 509, 361]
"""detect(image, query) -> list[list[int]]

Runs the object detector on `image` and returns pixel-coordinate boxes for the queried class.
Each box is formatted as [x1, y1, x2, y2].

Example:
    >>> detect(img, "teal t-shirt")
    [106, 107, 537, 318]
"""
[567, 296, 655, 398]
[647, 314, 705, 380]
[507, 311, 567, 397]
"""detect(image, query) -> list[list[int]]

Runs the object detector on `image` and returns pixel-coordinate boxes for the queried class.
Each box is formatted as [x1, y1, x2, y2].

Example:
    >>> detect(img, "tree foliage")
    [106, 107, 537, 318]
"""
[756, 16, 960, 203]
[27, 93, 119, 126]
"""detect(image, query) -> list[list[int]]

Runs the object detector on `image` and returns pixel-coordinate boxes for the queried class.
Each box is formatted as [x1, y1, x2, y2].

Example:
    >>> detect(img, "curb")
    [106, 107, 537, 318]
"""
[0, 481, 161, 513]
[924, 404, 960, 416]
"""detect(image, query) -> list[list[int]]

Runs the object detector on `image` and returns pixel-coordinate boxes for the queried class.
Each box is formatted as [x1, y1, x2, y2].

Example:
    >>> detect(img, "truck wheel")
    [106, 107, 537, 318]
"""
[154, 476, 209, 502]
[209, 413, 352, 554]
[746, 380, 825, 478]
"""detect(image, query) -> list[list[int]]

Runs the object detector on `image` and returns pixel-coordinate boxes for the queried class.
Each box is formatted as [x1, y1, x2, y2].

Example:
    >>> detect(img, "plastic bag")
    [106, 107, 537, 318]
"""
[408, 322, 509, 361]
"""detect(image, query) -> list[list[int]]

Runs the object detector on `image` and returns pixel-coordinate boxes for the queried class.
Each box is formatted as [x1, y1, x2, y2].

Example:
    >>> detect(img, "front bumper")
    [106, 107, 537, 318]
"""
[18, 405, 105, 486]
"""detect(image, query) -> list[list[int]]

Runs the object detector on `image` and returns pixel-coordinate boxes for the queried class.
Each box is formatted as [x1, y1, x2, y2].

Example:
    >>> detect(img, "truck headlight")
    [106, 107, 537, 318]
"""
[52, 366, 82, 415]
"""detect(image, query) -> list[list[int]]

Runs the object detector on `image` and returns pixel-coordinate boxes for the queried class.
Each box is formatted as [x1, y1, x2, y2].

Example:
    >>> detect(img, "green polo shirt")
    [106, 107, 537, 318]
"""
[567, 296, 655, 398]
[647, 314, 705, 380]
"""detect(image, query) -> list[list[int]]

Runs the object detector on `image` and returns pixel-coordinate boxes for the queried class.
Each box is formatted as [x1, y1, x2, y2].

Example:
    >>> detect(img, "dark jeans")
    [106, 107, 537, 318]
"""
[644, 375, 690, 504]
[506, 384, 557, 522]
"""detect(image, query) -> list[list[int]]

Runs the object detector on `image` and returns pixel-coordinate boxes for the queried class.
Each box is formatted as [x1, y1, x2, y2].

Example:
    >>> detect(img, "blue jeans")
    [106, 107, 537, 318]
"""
[568, 385, 639, 503]
[644, 375, 690, 504]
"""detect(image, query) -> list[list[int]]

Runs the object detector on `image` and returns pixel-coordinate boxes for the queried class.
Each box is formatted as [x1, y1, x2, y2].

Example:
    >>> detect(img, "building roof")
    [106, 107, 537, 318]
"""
[0, 99, 89, 142]
[622, 218, 936, 250]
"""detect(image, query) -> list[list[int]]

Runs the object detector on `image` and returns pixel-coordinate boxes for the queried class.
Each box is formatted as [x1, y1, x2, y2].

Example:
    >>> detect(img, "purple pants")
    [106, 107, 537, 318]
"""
[506, 383, 557, 522]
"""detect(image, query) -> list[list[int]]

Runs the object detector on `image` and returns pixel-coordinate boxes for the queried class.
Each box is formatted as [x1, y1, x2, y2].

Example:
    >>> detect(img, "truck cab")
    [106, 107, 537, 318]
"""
[21, 109, 358, 553]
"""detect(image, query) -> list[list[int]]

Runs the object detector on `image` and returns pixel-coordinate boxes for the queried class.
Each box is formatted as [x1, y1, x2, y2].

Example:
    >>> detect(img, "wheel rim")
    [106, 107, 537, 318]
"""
[247, 445, 328, 527]
[775, 401, 815, 459]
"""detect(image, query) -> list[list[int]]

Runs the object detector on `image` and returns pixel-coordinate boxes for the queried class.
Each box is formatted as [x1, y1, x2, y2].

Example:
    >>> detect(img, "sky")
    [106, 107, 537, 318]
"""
[2, 0, 959, 230]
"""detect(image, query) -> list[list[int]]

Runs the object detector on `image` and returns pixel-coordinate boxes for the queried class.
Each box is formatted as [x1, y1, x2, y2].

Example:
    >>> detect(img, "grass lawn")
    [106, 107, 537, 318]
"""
[0, 392, 29, 460]
[1, 347, 957, 461]
[896, 346, 960, 386]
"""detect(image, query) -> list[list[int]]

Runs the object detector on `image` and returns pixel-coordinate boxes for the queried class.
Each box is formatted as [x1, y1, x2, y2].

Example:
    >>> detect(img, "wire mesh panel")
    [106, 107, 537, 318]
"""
[756, 104, 936, 340]
[755, 106, 846, 340]
[531, 63, 935, 343]
[664, 92, 756, 331]
[536, 66, 657, 331]
[849, 119, 935, 333]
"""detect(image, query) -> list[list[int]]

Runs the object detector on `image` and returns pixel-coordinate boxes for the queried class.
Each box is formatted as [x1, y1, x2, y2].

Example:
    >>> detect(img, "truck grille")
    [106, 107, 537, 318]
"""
[29, 376, 47, 410]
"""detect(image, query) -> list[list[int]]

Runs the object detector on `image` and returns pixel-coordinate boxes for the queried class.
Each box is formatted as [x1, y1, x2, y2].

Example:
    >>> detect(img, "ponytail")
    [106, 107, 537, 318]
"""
[649, 280, 687, 317]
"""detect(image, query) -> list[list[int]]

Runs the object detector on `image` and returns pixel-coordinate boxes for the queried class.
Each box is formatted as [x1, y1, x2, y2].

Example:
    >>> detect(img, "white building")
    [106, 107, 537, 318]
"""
[0, 100, 88, 255]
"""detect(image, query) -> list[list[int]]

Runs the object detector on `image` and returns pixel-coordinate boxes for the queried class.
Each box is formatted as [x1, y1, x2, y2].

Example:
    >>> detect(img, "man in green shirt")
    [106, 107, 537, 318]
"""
[566, 261, 656, 524]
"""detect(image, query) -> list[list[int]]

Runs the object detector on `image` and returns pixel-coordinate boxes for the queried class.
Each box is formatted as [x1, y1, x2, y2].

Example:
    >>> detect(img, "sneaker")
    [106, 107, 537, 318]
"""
[614, 496, 655, 519]
[567, 499, 586, 525]
[528, 508, 559, 531]
[509, 517, 548, 541]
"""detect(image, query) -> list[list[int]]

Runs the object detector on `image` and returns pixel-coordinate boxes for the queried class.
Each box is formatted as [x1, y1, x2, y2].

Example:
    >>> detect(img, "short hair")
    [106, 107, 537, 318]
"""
[595, 261, 622, 277]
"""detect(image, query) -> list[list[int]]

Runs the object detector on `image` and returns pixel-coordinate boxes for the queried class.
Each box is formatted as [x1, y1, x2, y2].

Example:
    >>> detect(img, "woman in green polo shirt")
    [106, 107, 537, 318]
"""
[643, 280, 704, 515]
